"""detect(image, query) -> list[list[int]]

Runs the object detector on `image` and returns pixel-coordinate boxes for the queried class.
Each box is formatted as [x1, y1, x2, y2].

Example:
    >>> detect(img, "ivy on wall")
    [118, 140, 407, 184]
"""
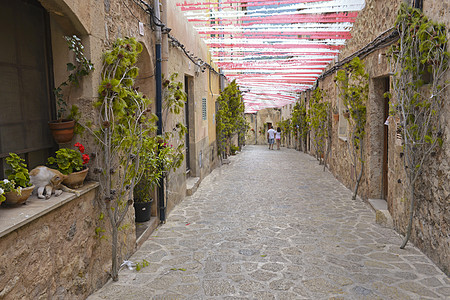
[387, 4, 449, 248]
[307, 88, 330, 165]
[335, 57, 368, 200]
[291, 100, 308, 151]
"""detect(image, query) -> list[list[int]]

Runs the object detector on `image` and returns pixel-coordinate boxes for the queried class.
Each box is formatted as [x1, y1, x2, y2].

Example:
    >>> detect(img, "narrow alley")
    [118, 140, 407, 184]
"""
[89, 145, 449, 299]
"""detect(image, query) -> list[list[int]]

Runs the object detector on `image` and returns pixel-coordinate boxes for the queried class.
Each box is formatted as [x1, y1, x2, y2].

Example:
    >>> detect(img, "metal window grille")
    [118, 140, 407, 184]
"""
[0, 0, 55, 177]
[202, 98, 207, 120]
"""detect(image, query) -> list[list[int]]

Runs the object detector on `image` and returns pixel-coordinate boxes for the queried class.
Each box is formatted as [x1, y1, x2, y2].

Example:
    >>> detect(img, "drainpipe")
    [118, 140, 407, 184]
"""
[154, 0, 165, 223]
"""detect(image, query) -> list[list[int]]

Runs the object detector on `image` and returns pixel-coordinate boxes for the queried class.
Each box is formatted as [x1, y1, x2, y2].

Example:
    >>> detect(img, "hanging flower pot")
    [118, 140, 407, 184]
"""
[63, 167, 89, 189]
[48, 119, 75, 144]
[333, 114, 339, 122]
[4, 185, 35, 206]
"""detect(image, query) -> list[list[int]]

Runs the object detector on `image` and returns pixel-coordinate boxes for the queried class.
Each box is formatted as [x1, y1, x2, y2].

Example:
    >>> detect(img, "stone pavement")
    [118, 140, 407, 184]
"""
[88, 145, 450, 300]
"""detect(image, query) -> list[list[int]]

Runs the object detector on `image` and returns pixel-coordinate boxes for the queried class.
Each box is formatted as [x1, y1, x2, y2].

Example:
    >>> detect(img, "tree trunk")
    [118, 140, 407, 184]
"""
[111, 224, 119, 281]
[400, 182, 415, 249]
[352, 143, 364, 200]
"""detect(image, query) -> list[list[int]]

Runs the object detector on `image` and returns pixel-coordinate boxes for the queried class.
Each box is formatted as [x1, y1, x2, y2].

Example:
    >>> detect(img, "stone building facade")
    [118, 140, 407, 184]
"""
[281, 0, 449, 275]
[246, 108, 281, 145]
[0, 0, 222, 298]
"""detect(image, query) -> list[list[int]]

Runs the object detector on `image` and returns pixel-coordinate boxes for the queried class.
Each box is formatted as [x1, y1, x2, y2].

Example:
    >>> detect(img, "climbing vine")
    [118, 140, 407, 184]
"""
[291, 100, 308, 151]
[335, 57, 368, 199]
[216, 80, 248, 157]
[387, 4, 449, 248]
[307, 88, 330, 165]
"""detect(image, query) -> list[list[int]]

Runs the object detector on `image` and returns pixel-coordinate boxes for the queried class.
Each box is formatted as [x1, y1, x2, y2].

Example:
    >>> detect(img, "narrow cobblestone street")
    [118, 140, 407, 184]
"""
[89, 145, 449, 299]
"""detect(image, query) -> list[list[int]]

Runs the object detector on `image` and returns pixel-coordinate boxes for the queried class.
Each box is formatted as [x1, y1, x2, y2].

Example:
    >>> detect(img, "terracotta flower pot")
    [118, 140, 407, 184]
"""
[48, 119, 75, 144]
[4, 185, 35, 206]
[333, 114, 339, 122]
[63, 167, 89, 189]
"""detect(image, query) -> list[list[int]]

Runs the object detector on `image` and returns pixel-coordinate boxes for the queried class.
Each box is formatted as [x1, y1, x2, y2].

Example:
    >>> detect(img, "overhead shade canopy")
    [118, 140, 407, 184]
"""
[177, 0, 365, 113]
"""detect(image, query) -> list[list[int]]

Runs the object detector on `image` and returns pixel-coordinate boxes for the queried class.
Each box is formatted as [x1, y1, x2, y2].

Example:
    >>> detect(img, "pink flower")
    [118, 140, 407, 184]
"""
[74, 142, 85, 153]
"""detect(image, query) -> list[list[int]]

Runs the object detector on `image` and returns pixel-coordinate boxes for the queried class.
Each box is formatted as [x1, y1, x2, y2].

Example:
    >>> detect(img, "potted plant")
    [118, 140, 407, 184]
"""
[0, 179, 16, 204]
[47, 143, 90, 188]
[332, 105, 339, 122]
[133, 137, 161, 222]
[4, 153, 34, 205]
[49, 35, 94, 144]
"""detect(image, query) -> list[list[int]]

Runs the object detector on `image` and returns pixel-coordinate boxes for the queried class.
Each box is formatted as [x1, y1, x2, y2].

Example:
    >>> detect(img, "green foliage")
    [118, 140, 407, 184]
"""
[291, 101, 308, 140]
[216, 80, 248, 155]
[387, 4, 449, 248]
[54, 35, 94, 120]
[5, 153, 31, 188]
[230, 144, 239, 155]
[47, 148, 84, 175]
[307, 88, 330, 160]
[162, 73, 186, 115]
[335, 57, 368, 150]
[135, 259, 149, 271]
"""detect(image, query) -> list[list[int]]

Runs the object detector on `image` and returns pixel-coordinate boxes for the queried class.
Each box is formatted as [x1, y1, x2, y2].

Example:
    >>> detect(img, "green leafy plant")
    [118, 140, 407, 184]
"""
[387, 4, 449, 248]
[47, 143, 89, 175]
[5, 153, 31, 188]
[216, 80, 248, 157]
[307, 88, 330, 165]
[53, 35, 94, 121]
[335, 57, 368, 199]
[291, 100, 308, 152]
[88, 37, 155, 281]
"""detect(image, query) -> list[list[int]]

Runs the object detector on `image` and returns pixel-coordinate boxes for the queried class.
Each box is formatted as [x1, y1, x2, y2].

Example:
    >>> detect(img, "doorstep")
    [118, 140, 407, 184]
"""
[368, 198, 393, 228]
[186, 176, 200, 196]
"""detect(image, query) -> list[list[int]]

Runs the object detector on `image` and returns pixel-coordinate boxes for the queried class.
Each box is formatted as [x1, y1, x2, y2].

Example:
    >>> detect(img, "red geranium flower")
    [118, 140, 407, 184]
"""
[74, 142, 85, 153]
[82, 154, 90, 165]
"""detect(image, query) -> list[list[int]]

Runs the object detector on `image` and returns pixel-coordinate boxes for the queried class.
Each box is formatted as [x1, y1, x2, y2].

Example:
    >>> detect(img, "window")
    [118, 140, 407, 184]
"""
[202, 97, 207, 120]
[0, 0, 54, 177]
[337, 84, 348, 139]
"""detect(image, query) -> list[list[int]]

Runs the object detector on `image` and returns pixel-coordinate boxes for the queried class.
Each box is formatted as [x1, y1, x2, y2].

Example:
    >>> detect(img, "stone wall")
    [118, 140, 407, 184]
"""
[312, 0, 450, 274]
[0, 186, 135, 299]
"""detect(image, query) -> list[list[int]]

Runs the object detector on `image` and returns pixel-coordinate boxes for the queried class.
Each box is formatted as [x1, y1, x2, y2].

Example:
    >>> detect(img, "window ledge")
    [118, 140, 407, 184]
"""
[0, 181, 99, 239]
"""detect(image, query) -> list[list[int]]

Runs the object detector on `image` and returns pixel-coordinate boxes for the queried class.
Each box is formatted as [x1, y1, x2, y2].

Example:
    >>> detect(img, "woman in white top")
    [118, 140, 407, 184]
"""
[275, 127, 281, 150]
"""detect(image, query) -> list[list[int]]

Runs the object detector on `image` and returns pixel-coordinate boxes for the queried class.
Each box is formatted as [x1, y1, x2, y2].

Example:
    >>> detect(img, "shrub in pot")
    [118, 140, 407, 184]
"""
[49, 35, 94, 143]
[4, 153, 34, 205]
[47, 143, 90, 188]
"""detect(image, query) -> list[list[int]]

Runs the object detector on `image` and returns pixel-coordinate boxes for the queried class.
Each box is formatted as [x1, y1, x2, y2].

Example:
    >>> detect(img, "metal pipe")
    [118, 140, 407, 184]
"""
[154, 0, 165, 223]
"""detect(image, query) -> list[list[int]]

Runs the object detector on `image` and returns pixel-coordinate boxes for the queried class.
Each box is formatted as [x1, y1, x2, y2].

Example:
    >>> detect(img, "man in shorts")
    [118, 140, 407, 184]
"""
[267, 125, 276, 150]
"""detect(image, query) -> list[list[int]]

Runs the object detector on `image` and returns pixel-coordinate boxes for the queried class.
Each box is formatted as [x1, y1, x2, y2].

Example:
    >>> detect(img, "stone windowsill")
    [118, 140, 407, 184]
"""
[0, 181, 99, 239]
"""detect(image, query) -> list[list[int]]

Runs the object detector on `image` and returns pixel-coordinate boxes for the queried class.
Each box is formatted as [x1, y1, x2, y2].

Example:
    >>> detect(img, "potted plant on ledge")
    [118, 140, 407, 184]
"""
[3, 153, 34, 206]
[48, 35, 94, 144]
[47, 143, 90, 188]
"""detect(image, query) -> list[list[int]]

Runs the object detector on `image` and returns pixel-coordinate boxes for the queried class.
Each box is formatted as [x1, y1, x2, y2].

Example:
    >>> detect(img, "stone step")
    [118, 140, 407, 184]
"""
[368, 198, 393, 228]
[186, 176, 200, 196]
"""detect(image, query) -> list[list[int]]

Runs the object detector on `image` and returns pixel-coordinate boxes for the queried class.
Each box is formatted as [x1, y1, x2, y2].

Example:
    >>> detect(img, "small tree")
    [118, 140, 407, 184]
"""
[388, 4, 449, 248]
[216, 80, 247, 157]
[291, 101, 307, 151]
[307, 88, 329, 165]
[89, 38, 155, 281]
[335, 57, 368, 200]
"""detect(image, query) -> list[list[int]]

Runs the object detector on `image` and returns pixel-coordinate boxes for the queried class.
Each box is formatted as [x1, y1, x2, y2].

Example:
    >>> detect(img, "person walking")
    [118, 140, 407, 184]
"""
[275, 127, 281, 150]
[267, 125, 276, 150]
